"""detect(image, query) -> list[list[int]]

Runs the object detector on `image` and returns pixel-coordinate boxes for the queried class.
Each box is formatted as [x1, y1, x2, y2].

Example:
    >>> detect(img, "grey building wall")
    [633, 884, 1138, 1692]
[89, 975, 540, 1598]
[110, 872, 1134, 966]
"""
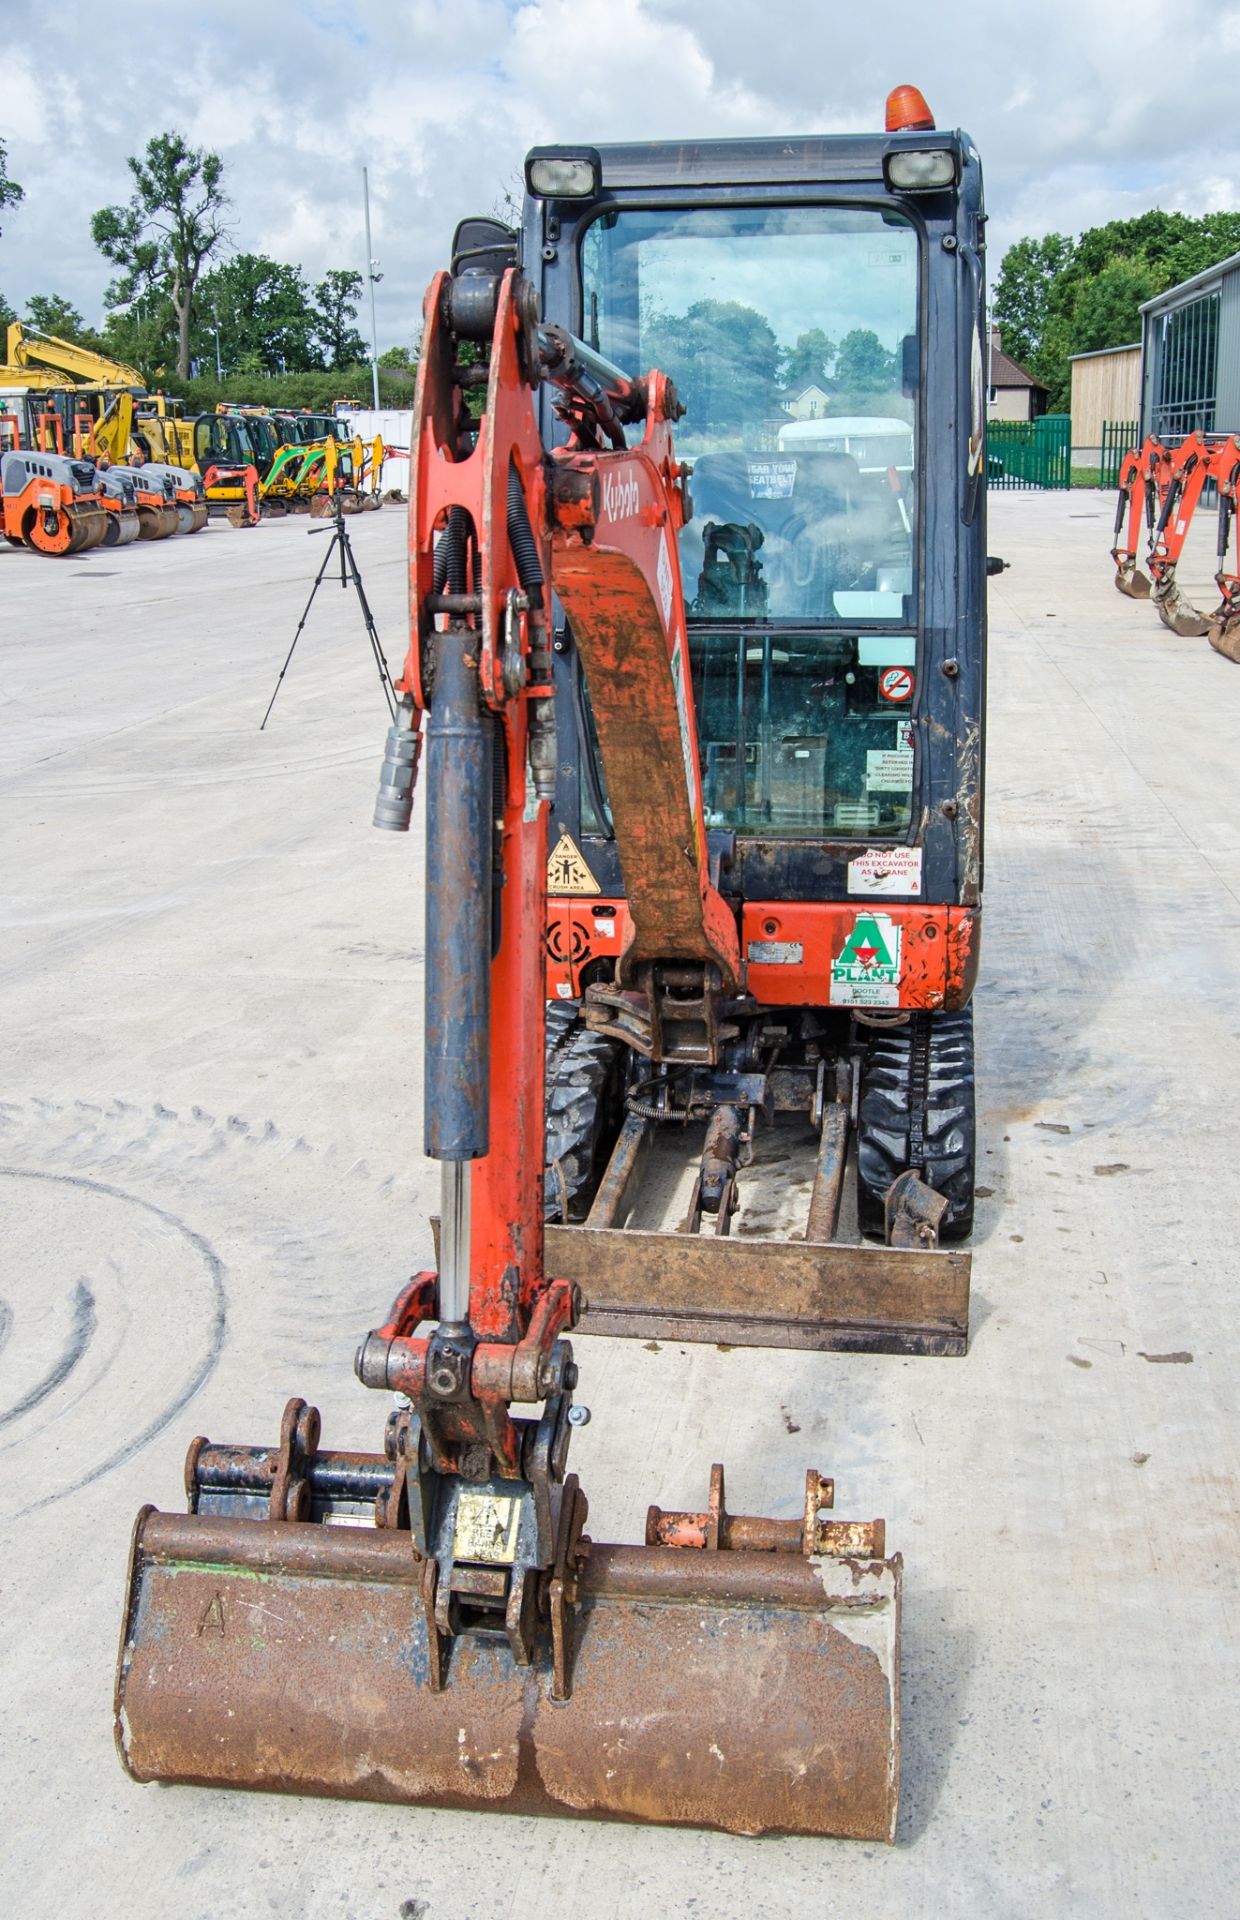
[1140, 255, 1240, 439]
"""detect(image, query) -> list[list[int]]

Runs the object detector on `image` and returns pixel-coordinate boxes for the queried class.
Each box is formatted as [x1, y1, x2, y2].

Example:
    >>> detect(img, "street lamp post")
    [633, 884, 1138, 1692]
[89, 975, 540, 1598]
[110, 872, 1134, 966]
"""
[363, 165, 381, 411]
[210, 325, 222, 380]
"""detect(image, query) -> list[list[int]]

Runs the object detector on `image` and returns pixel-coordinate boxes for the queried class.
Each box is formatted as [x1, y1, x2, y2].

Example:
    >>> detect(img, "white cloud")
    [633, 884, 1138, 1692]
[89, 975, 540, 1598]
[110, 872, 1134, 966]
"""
[1, 0, 1238, 346]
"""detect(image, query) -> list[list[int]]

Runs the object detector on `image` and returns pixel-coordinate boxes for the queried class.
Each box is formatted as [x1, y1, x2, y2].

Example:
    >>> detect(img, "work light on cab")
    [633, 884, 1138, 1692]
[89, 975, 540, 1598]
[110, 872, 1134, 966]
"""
[524, 147, 601, 198]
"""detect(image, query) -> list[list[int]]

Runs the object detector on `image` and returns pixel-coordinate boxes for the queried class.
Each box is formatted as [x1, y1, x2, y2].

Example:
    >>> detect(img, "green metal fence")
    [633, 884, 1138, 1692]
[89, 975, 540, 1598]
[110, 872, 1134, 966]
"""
[986, 412, 1071, 489]
[1100, 419, 1139, 492]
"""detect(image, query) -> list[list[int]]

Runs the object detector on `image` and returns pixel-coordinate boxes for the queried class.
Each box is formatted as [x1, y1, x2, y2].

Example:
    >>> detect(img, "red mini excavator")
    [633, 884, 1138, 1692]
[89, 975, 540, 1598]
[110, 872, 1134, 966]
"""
[116, 91, 989, 1842]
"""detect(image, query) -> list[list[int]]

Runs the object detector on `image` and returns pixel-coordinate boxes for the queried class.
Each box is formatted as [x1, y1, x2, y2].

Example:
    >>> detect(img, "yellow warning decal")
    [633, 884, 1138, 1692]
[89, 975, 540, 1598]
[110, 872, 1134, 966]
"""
[546, 830, 600, 896]
[453, 1491, 521, 1565]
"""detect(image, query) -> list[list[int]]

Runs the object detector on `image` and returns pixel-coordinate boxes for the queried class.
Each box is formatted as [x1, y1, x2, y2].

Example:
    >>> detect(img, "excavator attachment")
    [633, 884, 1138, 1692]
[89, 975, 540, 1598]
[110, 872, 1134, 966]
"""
[117, 1436, 899, 1839]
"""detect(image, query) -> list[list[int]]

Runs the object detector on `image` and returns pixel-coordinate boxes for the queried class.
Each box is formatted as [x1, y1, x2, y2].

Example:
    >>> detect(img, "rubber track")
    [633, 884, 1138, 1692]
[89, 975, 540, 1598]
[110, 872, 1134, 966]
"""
[856, 1007, 975, 1243]
[543, 1002, 624, 1221]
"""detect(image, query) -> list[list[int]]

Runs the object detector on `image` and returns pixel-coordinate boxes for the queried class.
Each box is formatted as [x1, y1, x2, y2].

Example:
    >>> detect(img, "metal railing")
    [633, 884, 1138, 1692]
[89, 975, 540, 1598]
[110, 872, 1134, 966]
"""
[1100, 419, 1139, 491]
[987, 413, 1071, 490]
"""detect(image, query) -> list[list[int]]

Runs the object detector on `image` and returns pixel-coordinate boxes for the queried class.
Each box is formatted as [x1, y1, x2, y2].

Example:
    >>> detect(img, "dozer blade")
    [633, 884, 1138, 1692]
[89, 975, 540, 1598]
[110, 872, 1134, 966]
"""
[1154, 578, 1209, 636]
[117, 1506, 900, 1840]
[551, 1223, 970, 1356]
[1114, 560, 1151, 598]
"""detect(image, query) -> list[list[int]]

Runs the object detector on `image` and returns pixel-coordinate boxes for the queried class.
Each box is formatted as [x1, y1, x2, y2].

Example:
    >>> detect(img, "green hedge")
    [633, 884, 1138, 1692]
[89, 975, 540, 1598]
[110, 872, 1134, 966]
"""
[156, 362, 417, 413]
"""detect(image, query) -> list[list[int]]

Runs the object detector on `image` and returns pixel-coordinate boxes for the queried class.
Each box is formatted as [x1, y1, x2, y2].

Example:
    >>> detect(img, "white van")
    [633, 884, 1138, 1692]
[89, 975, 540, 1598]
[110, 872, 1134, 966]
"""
[776, 415, 913, 474]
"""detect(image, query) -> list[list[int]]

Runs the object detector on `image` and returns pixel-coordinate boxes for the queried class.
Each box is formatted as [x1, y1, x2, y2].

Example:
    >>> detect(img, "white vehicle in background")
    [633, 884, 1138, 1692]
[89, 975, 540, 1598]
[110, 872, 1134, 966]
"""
[777, 414, 913, 474]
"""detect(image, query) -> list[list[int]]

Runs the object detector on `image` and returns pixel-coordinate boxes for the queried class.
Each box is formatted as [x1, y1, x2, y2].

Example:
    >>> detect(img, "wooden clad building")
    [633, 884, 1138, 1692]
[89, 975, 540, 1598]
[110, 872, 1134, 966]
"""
[1069, 344, 1141, 462]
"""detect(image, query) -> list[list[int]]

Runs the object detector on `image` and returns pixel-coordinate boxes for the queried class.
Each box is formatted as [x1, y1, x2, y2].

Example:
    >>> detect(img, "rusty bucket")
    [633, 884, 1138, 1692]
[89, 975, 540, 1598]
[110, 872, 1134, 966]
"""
[116, 1448, 900, 1841]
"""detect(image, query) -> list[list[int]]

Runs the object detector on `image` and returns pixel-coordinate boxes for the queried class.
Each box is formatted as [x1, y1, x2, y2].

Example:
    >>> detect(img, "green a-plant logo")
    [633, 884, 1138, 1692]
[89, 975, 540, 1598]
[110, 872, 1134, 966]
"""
[830, 911, 903, 1007]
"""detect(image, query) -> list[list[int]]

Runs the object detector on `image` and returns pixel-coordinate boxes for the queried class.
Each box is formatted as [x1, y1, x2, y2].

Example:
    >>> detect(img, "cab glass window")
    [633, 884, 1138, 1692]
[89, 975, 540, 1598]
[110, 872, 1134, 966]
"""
[580, 204, 918, 625]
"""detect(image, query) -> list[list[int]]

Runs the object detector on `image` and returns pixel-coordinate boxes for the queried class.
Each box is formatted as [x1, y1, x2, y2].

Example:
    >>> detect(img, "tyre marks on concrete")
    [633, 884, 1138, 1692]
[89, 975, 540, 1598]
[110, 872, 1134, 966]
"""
[0, 1165, 227, 1517]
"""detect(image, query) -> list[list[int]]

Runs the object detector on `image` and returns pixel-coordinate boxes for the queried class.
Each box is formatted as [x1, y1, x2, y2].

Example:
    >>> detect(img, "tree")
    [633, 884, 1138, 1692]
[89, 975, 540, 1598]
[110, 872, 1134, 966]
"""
[1069, 257, 1162, 357]
[992, 233, 1075, 371]
[644, 298, 780, 443]
[0, 138, 22, 236]
[780, 327, 836, 393]
[193, 252, 318, 374]
[834, 328, 895, 395]
[92, 132, 230, 380]
[995, 210, 1240, 413]
[24, 294, 102, 348]
[313, 269, 366, 369]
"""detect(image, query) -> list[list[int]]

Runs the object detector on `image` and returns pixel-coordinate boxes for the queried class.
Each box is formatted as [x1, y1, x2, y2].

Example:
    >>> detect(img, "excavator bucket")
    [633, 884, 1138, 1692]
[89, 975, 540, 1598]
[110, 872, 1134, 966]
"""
[1114, 559, 1151, 598]
[116, 1449, 899, 1840]
[1207, 616, 1240, 664]
[1154, 579, 1209, 636]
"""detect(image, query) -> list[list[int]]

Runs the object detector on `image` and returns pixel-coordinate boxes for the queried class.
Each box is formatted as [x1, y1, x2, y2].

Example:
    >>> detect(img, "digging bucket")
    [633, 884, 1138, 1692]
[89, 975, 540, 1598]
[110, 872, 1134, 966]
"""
[116, 1491, 900, 1840]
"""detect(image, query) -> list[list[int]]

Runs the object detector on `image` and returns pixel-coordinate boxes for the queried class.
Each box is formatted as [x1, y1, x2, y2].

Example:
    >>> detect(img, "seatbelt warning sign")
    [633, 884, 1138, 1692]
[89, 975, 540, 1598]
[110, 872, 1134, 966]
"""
[546, 831, 600, 896]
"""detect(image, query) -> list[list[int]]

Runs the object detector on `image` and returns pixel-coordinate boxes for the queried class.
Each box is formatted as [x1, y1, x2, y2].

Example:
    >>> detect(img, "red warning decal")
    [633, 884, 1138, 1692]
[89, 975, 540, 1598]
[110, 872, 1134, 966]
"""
[878, 666, 915, 703]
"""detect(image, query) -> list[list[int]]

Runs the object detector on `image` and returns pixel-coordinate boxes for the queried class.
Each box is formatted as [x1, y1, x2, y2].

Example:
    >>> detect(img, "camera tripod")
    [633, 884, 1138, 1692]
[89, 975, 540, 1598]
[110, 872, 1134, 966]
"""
[260, 488, 396, 730]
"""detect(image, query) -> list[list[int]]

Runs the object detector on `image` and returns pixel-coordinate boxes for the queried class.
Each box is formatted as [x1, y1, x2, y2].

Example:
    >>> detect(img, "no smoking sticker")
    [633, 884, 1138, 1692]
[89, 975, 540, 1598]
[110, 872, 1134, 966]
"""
[879, 666, 914, 703]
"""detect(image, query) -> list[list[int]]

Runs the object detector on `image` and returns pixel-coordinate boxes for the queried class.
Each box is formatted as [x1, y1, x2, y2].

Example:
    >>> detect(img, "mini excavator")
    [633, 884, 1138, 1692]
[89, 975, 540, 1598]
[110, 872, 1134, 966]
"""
[116, 89, 988, 1842]
[1112, 430, 1240, 660]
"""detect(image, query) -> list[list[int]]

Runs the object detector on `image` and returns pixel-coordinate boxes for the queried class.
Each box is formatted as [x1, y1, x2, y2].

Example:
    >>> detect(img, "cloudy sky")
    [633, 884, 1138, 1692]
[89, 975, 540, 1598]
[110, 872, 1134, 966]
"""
[2, 0, 1239, 352]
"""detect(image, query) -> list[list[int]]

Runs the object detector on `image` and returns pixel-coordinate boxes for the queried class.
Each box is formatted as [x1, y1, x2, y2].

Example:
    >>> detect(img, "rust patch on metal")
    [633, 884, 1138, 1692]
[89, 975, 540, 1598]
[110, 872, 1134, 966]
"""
[550, 1222, 970, 1355]
[116, 1510, 899, 1840]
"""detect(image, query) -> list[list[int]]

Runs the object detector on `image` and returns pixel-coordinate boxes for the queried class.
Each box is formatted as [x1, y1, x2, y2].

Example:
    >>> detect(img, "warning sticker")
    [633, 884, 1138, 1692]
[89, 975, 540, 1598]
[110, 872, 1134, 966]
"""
[746, 458, 797, 500]
[830, 911, 904, 1007]
[453, 1490, 521, 1565]
[670, 642, 699, 819]
[866, 748, 914, 792]
[879, 666, 914, 703]
[657, 529, 674, 626]
[546, 831, 600, 896]
[847, 846, 923, 896]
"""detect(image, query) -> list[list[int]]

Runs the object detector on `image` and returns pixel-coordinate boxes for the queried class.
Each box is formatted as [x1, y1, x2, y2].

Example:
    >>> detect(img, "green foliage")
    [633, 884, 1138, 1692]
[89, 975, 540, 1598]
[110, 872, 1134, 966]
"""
[166, 362, 413, 414]
[833, 328, 896, 395]
[996, 211, 1240, 416]
[1070, 258, 1162, 356]
[23, 294, 103, 349]
[194, 252, 320, 375]
[780, 327, 835, 392]
[92, 132, 230, 379]
[0, 287, 17, 329]
[992, 233, 1075, 369]
[0, 138, 23, 236]
[644, 298, 780, 442]
[313, 268, 366, 369]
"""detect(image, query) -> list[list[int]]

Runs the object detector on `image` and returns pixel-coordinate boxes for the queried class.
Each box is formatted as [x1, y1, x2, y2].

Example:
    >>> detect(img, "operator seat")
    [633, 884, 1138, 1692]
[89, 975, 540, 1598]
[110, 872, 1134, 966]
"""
[683, 450, 866, 618]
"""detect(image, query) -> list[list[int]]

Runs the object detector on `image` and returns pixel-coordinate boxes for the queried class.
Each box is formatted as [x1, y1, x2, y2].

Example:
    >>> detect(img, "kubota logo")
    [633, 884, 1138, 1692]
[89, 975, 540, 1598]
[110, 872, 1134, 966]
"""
[601, 471, 640, 520]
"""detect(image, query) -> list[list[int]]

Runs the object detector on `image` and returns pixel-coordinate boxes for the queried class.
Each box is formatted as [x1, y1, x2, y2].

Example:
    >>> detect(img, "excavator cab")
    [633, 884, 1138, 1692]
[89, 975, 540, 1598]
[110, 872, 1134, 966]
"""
[533, 123, 986, 1281]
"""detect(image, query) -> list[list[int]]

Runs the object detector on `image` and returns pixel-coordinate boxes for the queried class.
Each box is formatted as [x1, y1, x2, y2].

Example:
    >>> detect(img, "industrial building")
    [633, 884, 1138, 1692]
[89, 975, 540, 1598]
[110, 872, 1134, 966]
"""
[1139, 251, 1240, 439]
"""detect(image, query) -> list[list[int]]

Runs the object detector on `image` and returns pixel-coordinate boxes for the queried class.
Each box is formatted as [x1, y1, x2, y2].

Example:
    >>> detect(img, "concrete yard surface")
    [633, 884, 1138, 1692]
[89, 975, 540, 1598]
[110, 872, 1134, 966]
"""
[1, 496, 1238, 1918]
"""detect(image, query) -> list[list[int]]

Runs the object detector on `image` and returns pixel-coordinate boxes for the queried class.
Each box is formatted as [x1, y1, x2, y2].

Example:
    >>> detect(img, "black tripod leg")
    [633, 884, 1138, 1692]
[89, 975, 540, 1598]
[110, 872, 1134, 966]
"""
[342, 527, 396, 718]
[259, 529, 342, 730]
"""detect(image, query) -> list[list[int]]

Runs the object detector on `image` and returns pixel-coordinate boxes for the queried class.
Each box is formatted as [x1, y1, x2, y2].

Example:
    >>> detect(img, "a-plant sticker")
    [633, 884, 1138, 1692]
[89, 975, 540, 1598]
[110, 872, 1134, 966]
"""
[829, 911, 904, 1008]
